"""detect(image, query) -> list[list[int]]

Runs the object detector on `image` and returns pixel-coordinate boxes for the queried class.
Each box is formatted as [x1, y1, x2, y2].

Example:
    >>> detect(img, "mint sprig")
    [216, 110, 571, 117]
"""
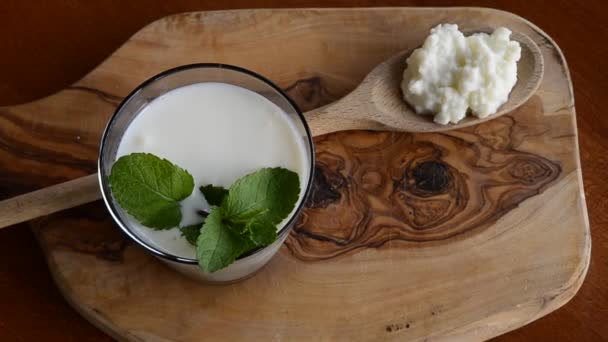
[109, 153, 194, 229]
[196, 208, 254, 272]
[196, 168, 300, 272]
[109, 153, 300, 273]
[224, 167, 300, 226]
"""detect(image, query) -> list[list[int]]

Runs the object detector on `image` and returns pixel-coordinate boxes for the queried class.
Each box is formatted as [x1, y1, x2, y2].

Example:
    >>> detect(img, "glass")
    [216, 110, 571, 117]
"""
[98, 64, 315, 283]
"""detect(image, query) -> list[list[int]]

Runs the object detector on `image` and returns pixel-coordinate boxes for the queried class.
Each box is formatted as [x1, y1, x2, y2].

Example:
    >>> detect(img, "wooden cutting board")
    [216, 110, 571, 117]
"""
[0, 7, 589, 341]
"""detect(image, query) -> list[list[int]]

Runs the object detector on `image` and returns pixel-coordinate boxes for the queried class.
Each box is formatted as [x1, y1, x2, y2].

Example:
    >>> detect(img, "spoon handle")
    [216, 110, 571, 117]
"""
[304, 100, 386, 136]
[0, 173, 101, 229]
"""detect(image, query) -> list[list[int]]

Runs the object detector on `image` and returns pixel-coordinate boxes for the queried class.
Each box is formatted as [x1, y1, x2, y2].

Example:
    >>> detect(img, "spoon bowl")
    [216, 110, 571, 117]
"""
[304, 30, 544, 136]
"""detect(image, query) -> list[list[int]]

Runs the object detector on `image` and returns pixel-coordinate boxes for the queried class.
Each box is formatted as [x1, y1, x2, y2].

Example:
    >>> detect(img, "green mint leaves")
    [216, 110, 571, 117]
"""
[196, 168, 300, 272]
[224, 168, 301, 226]
[180, 222, 205, 246]
[109, 153, 194, 229]
[109, 153, 300, 273]
[196, 208, 254, 273]
[199, 185, 228, 206]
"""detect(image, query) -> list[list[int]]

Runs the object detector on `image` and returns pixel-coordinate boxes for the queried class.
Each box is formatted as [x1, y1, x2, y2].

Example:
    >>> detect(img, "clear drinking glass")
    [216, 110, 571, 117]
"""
[98, 64, 315, 283]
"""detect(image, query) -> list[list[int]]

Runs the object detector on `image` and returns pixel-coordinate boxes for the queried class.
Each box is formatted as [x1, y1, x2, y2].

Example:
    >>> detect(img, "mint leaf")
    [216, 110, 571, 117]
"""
[200, 185, 228, 206]
[225, 215, 276, 246]
[245, 217, 277, 246]
[196, 208, 251, 273]
[109, 153, 194, 229]
[180, 222, 204, 246]
[224, 167, 300, 226]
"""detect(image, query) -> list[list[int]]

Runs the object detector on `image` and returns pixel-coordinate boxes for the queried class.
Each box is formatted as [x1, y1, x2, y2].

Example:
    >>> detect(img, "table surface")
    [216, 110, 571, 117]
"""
[0, 1, 605, 341]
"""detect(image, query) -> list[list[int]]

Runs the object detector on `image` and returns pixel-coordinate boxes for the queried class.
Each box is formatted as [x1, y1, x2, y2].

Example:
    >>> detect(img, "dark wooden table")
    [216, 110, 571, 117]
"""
[0, 1, 605, 341]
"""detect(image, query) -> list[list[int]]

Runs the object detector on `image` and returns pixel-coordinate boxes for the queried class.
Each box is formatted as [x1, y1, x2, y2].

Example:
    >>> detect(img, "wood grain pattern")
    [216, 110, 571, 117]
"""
[289, 103, 563, 261]
[0, 6, 591, 342]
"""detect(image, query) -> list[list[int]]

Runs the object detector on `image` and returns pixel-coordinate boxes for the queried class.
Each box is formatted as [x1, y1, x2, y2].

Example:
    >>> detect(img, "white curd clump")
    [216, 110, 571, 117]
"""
[401, 24, 521, 125]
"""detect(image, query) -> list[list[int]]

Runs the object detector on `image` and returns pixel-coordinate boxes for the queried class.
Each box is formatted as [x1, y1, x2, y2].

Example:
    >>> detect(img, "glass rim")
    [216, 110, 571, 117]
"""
[98, 63, 315, 265]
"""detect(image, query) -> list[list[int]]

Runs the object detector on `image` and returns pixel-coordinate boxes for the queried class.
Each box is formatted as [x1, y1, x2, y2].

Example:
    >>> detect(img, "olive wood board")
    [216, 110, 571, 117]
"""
[0, 7, 589, 342]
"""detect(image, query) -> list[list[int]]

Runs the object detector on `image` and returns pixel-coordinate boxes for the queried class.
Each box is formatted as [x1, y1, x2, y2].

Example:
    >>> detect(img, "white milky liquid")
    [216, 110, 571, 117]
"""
[115, 82, 310, 259]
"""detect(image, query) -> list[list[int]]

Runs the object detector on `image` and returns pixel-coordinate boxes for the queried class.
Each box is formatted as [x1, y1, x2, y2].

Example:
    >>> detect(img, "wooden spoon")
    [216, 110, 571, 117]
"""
[0, 31, 543, 229]
[305, 31, 544, 136]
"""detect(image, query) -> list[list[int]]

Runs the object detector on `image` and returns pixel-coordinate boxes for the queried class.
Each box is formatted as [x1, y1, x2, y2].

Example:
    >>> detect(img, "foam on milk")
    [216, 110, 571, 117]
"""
[115, 82, 309, 259]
